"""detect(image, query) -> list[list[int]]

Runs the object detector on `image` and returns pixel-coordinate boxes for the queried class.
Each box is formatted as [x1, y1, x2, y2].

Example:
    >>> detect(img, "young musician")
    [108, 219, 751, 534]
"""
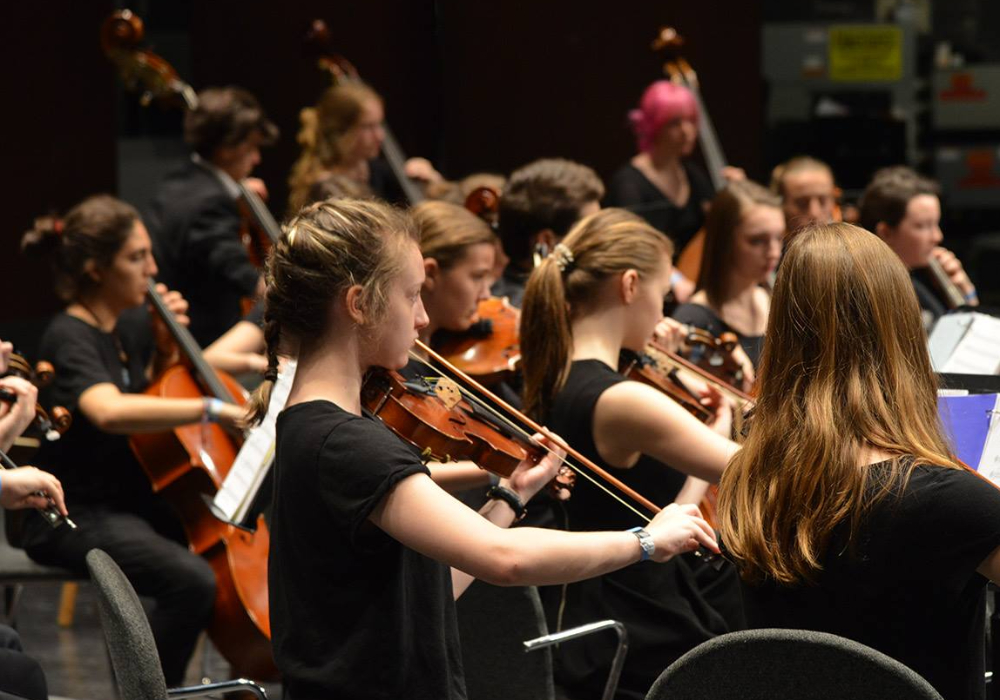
[252, 198, 718, 699]
[718, 222, 1000, 700]
[769, 155, 838, 233]
[519, 208, 743, 700]
[144, 86, 278, 347]
[605, 81, 744, 302]
[492, 158, 604, 308]
[20, 195, 244, 685]
[858, 166, 977, 329]
[672, 180, 784, 370]
[287, 81, 442, 211]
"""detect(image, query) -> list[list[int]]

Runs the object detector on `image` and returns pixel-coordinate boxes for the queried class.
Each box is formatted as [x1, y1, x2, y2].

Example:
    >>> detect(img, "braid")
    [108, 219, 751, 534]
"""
[246, 309, 282, 426]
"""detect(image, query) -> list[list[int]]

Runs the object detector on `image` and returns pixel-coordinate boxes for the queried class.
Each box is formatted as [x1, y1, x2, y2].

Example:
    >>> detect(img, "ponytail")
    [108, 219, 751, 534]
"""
[520, 256, 573, 419]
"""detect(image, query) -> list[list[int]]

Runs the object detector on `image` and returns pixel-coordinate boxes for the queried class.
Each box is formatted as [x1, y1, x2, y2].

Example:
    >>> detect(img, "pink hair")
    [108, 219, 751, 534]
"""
[628, 81, 700, 153]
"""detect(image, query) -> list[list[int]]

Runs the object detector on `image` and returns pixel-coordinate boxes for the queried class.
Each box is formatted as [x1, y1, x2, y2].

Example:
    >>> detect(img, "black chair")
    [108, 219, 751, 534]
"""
[646, 628, 943, 700]
[84, 548, 267, 700]
[457, 582, 555, 700]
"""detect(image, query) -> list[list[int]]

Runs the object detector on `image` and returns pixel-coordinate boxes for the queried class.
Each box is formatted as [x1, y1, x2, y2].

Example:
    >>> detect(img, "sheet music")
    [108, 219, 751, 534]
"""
[212, 361, 295, 524]
[940, 314, 1000, 375]
[976, 398, 1000, 487]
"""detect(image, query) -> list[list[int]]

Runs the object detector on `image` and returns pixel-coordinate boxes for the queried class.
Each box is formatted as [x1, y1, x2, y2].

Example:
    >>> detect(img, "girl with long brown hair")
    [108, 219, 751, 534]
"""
[671, 179, 784, 372]
[519, 207, 742, 700]
[718, 222, 1000, 700]
[252, 198, 718, 699]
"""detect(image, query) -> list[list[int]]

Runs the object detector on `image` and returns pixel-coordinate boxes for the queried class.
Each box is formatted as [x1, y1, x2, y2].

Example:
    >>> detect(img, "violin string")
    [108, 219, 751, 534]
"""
[407, 351, 652, 523]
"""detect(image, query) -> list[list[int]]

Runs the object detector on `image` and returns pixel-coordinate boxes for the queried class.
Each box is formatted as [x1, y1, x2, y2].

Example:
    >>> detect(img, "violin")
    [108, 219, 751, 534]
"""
[436, 298, 521, 386]
[620, 350, 713, 424]
[128, 281, 276, 679]
[465, 185, 502, 230]
[2, 353, 72, 442]
[101, 10, 280, 285]
[303, 19, 426, 205]
[683, 327, 747, 388]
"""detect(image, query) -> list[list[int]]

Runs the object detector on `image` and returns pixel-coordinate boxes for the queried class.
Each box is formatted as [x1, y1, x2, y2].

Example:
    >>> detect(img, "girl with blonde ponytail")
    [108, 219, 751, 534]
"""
[519, 207, 743, 700]
[718, 223, 1000, 700]
[257, 198, 719, 700]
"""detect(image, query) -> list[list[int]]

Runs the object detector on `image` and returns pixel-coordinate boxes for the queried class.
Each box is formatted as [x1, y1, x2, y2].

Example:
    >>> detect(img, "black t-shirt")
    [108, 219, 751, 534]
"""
[671, 302, 764, 368]
[739, 464, 1000, 700]
[605, 161, 714, 255]
[542, 359, 739, 700]
[911, 272, 948, 332]
[269, 400, 466, 700]
[30, 312, 155, 508]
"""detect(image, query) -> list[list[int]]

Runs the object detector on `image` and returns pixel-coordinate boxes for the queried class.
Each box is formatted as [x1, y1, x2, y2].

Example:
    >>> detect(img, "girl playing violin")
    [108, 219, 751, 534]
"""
[287, 81, 442, 212]
[671, 180, 784, 370]
[519, 208, 743, 700]
[20, 195, 244, 685]
[251, 198, 718, 700]
[718, 222, 1000, 700]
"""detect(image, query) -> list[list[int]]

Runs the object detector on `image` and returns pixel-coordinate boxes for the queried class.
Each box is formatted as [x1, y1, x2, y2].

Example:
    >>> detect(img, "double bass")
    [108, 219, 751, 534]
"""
[650, 27, 730, 283]
[304, 20, 426, 206]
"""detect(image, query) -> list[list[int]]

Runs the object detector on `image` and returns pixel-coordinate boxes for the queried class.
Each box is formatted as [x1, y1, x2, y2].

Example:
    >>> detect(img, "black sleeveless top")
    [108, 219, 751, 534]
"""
[542, 360, 741, 700]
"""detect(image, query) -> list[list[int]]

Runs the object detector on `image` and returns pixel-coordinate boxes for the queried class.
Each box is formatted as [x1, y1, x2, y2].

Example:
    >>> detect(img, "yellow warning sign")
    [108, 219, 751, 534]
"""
[828, 25, 902, 82]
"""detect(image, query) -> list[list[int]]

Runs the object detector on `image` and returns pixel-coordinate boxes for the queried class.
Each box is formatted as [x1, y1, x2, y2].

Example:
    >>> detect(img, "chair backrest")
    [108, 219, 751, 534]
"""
[646, 628, 944, 700]
[85, 548, 169, 700]
[457, 582, 555, 700]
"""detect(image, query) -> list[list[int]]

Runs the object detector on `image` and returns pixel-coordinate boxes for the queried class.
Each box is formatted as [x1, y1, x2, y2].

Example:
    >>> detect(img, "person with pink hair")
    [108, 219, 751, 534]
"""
[607, 81, 742, 302]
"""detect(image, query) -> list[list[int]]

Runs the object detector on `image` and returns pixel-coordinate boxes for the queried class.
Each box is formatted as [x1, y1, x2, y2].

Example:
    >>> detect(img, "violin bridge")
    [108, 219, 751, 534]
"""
[433, 377, 462, 410]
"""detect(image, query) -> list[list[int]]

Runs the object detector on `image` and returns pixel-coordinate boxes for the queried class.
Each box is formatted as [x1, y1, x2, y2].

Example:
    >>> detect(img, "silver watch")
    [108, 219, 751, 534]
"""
[628, 526, 655, 561]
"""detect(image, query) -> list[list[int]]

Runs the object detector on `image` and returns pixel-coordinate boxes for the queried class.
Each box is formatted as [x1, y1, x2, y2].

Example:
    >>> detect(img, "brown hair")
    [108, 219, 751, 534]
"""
[857, 166, 940, 234]
[247, 199, 417, 425]
[412, 201, 497, 270]
[184, 86, 278, 160]
[769, 156, 833, 197]
[717, 223, 960, 585]
[697, 180, 782, 306]
[288, 82, 382, 213]
[21, 195, 140, 301]
[520, 208, 673, 419]
[498, 158, 605, 265]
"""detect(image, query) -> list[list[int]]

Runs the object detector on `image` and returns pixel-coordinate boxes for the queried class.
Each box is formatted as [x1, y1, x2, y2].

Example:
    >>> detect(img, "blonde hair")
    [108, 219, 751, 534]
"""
[287, 82, 382, 213]
[717, 223, 960, 585]
[247, 198, 416, 425]
[412, 201, 497, 270]
[520, 208, 673, 419]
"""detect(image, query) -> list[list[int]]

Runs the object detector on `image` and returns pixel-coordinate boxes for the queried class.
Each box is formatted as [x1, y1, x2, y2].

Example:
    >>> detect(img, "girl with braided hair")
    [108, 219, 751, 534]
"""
[253, 197, 719, 700]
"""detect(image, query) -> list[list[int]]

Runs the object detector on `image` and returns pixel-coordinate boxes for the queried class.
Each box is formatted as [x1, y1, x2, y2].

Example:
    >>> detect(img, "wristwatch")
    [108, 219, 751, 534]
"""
[628, 526, 655, 562]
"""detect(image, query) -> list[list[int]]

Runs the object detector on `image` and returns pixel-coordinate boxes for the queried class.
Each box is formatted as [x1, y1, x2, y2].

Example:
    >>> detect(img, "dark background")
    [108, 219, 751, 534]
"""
[2, 0, 762, 340]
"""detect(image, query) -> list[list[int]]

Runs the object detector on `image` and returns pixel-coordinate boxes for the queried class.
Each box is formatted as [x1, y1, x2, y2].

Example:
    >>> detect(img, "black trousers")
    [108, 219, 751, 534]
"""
[21, 498, 216, 686]
[0, 624, 47, 700]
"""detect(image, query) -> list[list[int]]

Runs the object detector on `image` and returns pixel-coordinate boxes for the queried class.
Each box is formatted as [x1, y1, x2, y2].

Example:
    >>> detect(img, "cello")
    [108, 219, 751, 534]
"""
[130, 282, 276, 678]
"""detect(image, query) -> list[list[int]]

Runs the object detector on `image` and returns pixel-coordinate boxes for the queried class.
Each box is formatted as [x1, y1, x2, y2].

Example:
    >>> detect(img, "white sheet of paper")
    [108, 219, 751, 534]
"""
[940, 314, 1000, 375]
[212, 361, 296, 524]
